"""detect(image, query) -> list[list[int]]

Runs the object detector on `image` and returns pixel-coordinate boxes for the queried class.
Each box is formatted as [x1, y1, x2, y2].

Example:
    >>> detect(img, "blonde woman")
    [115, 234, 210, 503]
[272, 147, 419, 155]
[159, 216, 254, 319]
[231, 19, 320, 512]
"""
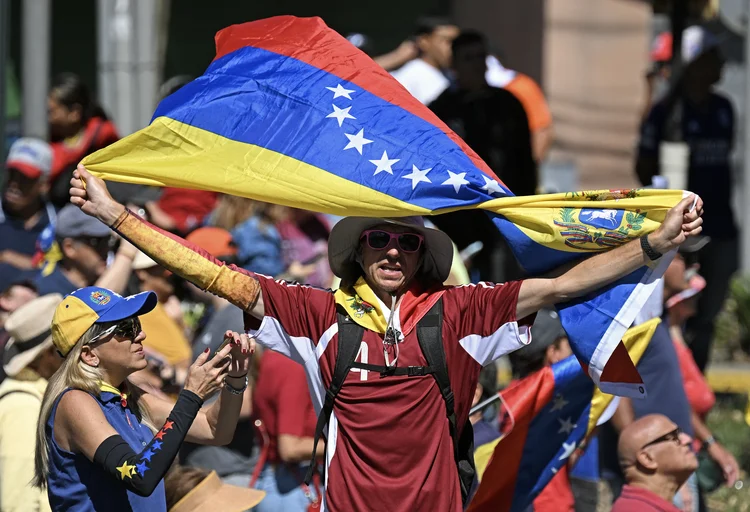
[34, 285, 254, 511]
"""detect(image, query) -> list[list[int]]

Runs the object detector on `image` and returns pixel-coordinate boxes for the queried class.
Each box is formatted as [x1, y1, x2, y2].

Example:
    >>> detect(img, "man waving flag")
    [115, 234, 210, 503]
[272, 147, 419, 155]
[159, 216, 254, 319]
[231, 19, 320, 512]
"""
[82, 15, 692, 397]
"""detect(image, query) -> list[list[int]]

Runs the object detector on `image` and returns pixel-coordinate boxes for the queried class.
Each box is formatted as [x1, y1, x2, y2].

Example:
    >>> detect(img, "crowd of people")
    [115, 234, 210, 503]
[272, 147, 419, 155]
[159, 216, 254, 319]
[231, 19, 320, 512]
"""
[0, 14, 741, 512]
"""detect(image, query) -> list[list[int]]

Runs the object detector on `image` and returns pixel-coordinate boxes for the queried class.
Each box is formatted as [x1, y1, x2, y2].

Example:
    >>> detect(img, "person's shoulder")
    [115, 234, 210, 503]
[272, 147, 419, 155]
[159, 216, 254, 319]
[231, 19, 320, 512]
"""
[0, 379, 44, 409]
[392, 58, 429, 76]
[55, 389, 105, 425]
[612, 484, 678, 512]
[507, 73, 542, 92]
[429, 87, 458, 108]
[491, 85, 525, 102]
[710, 91, 733, 106]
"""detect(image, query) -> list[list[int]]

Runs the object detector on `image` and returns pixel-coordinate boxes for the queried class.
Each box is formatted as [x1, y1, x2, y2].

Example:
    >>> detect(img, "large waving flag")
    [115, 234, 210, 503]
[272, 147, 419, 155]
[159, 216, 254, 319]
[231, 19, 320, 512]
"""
[82, 15, 685, 397]
[468, 319, 658, 512]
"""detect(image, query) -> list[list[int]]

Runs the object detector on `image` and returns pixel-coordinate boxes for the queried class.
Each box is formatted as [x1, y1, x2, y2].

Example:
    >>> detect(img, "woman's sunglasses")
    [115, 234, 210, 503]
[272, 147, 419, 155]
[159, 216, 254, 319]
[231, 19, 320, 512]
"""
[360, 229, 424, 253]
[90, 317, 142, 344]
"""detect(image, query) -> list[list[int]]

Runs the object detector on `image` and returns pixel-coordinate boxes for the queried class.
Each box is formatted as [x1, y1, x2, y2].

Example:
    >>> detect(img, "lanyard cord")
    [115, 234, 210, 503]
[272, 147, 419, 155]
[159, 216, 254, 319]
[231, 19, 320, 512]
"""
[383, 294, 400, 367]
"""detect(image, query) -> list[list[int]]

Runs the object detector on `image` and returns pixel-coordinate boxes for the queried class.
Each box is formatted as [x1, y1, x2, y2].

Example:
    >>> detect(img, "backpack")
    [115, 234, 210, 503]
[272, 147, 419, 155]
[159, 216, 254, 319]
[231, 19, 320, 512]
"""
[304, 298, 476, 504]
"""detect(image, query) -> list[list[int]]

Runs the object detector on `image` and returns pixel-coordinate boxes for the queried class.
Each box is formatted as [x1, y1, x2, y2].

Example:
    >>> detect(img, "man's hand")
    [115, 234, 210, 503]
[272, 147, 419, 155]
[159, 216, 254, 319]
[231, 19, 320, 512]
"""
[707, 441, 740, 487]
[648, 194, 704, 254]
[69, 164, 125, 226]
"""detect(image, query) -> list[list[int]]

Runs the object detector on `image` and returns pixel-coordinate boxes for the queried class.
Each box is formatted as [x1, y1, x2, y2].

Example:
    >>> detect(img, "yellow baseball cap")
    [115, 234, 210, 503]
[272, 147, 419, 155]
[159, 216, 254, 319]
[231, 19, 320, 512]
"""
[51, 286, 157, 357]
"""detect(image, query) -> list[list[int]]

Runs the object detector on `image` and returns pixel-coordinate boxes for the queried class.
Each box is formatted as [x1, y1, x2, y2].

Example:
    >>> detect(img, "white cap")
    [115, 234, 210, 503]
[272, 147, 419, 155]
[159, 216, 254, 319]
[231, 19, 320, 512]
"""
[6, 138, 53, 179]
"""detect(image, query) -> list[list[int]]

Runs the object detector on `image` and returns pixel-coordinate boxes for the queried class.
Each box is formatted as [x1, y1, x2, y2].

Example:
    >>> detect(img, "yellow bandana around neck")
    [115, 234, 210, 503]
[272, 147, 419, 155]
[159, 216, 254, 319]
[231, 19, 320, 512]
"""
[99, 381, 127, 401]
[334, 277, 389, 334]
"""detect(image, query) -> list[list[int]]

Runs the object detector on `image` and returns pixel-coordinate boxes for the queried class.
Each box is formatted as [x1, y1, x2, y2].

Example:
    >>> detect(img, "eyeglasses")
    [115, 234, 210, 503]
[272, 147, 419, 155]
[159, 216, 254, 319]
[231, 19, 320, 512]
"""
[360, 230, 424, 253]
[90, 317, 142, 344]
[641, 427, 683, 450]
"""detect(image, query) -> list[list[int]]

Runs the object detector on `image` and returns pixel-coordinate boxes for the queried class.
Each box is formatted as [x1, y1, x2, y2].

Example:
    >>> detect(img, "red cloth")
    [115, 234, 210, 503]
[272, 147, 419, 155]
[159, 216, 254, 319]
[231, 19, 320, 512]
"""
[673, 339, 715, 417]
[157, 188, 217, 233]
[51, 117, 119, 179]
[251, 350, 317, 463]
[532, 466, 575, 511]
[611, 484, 681, 512]
[248, 277, 530, 512]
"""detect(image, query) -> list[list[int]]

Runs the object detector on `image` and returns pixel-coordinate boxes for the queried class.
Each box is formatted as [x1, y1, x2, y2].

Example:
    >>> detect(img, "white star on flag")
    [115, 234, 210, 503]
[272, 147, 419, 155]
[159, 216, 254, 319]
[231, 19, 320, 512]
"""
[557, 417, 577, 435]
[369, 151, 399, 176]
[403, 165, 432, 190]
[343, 129, 373, 155]
[442, 171, 469, 193]
[550, 394, 568, 412]
[481, 176, 504, 196]
[559, 441, 577, 461]
[326, 84, 355, 100]
[326, 104, 356, 127]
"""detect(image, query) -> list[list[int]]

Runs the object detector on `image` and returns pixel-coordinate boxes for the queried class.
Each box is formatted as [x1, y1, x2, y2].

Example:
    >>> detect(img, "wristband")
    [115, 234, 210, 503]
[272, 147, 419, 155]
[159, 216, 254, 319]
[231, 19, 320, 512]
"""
[640, 235, 663, 261]
[703, 435, 717, 448]
[224, 376, 248, 395]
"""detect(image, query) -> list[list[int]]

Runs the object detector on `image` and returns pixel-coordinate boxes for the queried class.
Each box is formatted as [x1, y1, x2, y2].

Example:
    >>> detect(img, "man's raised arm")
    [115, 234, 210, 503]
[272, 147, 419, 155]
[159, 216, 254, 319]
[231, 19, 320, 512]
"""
[69, 165, 265, 319]
[516, 194, 703, 320]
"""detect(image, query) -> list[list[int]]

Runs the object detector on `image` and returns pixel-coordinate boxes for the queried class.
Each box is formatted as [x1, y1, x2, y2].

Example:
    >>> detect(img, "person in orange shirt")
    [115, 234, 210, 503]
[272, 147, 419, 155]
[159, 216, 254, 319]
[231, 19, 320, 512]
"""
[486, 55, 554, 163]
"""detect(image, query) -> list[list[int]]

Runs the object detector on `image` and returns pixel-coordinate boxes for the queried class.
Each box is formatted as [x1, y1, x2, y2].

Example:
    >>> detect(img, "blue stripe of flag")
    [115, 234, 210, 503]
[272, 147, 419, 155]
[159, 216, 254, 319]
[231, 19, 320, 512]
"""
[153, 45, 511, 212]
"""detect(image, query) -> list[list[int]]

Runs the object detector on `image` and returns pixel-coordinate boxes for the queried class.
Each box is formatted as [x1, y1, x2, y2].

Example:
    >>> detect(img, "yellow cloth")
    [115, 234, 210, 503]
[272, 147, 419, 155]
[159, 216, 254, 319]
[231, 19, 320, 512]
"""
[0, 377, 51, 512]
[139, 302, 192, 365]
[334, 277, 388, 334]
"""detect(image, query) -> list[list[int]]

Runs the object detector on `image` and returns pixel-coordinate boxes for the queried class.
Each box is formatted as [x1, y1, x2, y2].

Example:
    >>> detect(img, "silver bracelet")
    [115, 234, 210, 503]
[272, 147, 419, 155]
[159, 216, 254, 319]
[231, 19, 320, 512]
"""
[224, 376, 248, 395]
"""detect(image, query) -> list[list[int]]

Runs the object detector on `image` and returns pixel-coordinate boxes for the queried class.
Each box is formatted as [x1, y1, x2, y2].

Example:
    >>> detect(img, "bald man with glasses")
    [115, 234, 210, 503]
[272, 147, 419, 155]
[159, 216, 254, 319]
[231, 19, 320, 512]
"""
[612, 414, 699, 512]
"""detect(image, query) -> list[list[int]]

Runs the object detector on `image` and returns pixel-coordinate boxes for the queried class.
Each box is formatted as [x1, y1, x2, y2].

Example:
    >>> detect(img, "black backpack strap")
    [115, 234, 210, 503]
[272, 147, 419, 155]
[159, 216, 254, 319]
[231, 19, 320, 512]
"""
[304, 307, 364, 485]
[416, 298, 454, 426]
[416, 297, 475, 504]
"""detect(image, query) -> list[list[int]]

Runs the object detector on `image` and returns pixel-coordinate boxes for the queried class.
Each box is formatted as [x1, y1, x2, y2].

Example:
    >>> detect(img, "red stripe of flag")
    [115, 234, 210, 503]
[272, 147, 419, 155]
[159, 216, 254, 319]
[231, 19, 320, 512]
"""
[212, 16, 504, 188]
[467, 366, 557, 512]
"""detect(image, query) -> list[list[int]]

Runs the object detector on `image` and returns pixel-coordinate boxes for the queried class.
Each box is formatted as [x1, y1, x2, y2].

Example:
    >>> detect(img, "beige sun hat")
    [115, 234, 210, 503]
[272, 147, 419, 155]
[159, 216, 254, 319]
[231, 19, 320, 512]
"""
[328, 216, 454, 284]
[4, 294, 63, 377]
[169, 470, 265, 512]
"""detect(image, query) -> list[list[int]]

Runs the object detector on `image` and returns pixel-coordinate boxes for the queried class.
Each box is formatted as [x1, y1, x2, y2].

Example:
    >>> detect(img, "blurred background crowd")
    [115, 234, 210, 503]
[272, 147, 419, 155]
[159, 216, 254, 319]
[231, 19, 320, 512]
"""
[2, 0, 750, 511]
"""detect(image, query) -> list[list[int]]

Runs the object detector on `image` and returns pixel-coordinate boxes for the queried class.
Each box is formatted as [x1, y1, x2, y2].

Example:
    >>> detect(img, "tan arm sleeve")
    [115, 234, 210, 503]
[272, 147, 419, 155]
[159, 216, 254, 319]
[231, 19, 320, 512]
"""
[111, 209, 260, 312]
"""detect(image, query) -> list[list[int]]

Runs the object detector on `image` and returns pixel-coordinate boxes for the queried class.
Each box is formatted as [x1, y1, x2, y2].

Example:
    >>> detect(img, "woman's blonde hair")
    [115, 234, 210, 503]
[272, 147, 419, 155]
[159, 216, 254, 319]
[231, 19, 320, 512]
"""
[33, 322, 155, 489]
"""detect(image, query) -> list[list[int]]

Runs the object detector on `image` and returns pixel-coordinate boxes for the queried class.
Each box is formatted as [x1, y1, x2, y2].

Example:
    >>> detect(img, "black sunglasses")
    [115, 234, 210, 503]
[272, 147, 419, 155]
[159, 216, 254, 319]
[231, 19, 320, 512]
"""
[641, 427, 683, 450]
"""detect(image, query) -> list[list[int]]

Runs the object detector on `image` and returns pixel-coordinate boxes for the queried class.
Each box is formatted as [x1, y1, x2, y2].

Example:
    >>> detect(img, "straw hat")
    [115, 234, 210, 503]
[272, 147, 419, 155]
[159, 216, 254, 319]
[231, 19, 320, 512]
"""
[328, 216, 453, 284]
[3, 294, 63, 377]
[169, 471, 265, 512]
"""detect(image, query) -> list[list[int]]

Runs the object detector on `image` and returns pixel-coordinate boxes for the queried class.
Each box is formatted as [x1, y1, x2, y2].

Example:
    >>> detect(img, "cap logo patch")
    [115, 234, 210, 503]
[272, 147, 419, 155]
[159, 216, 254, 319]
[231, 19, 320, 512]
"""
[90, 290, 111, 306]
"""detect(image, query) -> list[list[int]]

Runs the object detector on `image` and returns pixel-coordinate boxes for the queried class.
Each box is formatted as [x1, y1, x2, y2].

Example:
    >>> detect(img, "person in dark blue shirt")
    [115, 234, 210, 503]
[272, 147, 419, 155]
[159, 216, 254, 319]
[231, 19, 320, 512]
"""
[635, 26, 737, 372]
[0, 138, 57, 293]
[35, 205, 112, 297]
[34, 286, 258, 511]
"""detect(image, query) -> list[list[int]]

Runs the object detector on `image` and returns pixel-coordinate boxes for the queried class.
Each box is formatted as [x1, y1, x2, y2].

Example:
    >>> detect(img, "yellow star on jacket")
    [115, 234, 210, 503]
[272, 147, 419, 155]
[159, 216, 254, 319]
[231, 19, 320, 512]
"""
[117, 462, 137, 480]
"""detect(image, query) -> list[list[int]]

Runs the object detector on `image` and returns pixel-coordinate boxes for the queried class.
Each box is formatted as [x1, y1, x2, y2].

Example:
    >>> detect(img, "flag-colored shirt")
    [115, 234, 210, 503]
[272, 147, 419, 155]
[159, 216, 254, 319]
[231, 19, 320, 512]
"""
[248, 277, 531, 511]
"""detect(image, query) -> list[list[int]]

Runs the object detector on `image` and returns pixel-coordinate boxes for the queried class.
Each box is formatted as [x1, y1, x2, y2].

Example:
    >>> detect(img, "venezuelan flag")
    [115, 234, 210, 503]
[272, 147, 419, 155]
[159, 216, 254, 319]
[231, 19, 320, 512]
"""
[468, 319, 658, 512]
[82, 15, 687, 397]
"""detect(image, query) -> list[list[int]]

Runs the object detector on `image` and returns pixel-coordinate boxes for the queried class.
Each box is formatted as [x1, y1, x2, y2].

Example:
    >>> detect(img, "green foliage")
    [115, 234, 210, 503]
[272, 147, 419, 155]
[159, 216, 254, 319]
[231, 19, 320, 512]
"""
[705, 395, 750, 511]
[713, 274, 750, 361]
